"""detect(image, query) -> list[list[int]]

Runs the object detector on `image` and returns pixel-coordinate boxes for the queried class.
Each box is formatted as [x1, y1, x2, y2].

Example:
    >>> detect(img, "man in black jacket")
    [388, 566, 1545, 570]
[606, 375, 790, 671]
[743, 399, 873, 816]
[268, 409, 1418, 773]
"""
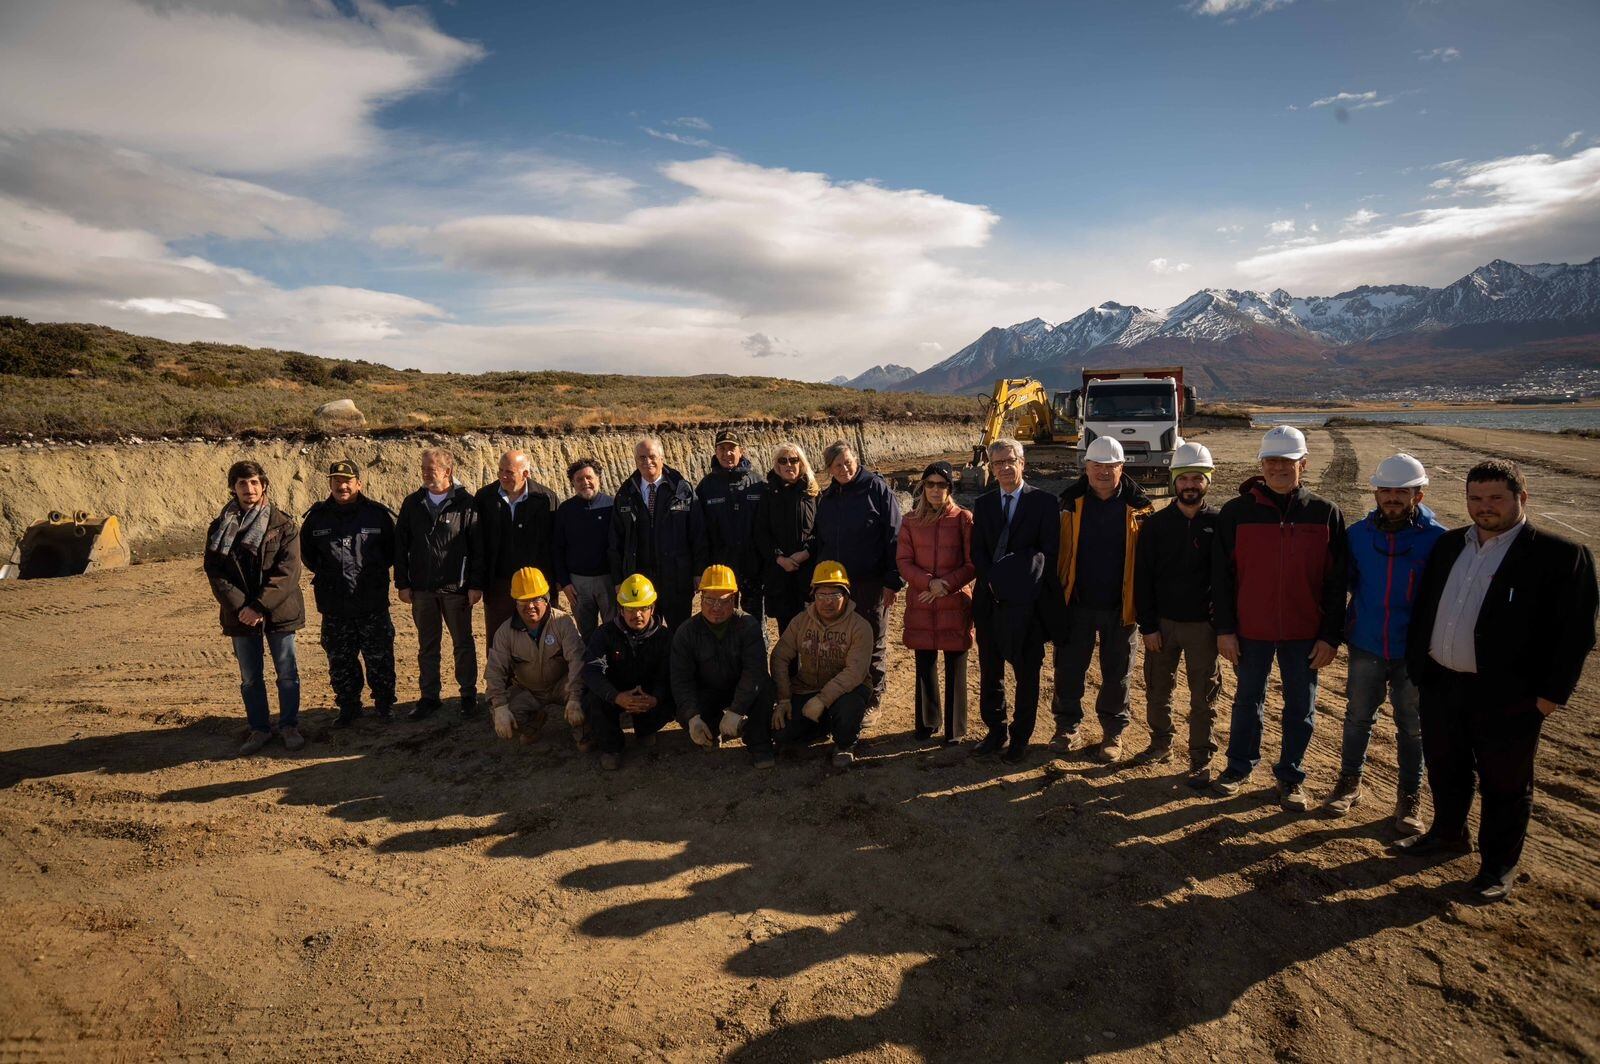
[969, 437, 1063, 763]
[609, 436, 708, 630]
[670, 565, 775, 767]
[301, 459, 398, 726]
[1398, 459, 1597, 902]
[553, 458, 615, 641]
[395, 448, 482, 720]
[475, 449, 560, 660]
[697, 428, 766, 634]
[582, 573, 677, 770]
[1133, 440, 1224, 784]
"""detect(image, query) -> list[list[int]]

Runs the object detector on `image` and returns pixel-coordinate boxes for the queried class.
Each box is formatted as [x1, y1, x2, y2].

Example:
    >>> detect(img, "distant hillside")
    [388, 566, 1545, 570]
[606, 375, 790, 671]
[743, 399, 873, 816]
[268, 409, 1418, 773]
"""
[833, 363, 916, 390]
[895, 256, 1600, 397]
[0, 317, 972, 440]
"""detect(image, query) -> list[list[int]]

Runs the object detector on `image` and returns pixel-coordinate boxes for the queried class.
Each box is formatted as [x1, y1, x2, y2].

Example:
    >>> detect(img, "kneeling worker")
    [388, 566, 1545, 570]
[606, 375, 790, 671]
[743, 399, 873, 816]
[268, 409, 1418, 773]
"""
[485, 566, 587, 747]
[582, 574, 676, 770]
[672, 564, 776, 764]
[768, 562, 874, 768]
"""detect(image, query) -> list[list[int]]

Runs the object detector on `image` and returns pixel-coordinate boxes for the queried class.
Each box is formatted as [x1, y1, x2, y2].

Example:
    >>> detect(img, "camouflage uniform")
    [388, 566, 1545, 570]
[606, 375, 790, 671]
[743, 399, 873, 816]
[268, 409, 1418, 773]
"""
[301, 484, 398, 716]
[320, 611, 397, 712]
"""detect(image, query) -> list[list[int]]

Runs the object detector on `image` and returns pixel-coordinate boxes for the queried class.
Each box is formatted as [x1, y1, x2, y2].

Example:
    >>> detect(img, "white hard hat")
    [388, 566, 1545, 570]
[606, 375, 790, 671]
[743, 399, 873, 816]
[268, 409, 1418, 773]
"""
[1258, 425, 1308, 460]
[1171, 439, 1214, 472]
[1370, 452, 1428, 488]
[1084, 437, 1125, 464]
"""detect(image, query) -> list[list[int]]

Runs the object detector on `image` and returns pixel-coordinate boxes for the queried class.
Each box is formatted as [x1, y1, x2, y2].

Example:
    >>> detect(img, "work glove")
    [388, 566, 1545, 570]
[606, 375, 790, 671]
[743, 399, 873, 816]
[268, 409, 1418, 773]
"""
[719, 709, 745, 740]
[564, 701, 585, 728]
[688, 715, 716, 748]
[492, 704, 516, 740]
[801, 696, 826, 723]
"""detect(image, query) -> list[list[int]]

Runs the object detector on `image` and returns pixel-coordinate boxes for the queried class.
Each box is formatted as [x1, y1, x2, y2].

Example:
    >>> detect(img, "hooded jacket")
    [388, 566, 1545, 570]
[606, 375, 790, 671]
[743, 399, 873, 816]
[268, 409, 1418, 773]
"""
[474, 479, 560, 583]
[697, 456, 765, 577]
[814, 467, 904, 591]
[608, 467, 709, 597]
[485, 606, 587, 708]
[753, 471, 818, 581]
[300, 494, 396, 618]
[581, 614, 675, 709]
[896, 504, 975, 652]
[1345, 503, 1447, 659]
[1213, 476, 1348, 645]
[394, 484, 480, 593]
[670, 611, 770, 722]
[1057, 475, 1153, 627]
[204, 503, 306, 636]
[770, 598, 874, 706]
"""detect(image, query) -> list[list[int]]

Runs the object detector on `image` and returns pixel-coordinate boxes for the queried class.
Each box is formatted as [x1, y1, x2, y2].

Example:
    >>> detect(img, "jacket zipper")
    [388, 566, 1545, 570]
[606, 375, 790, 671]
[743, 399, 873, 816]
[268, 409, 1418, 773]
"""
[1382, 531, 1396, 659]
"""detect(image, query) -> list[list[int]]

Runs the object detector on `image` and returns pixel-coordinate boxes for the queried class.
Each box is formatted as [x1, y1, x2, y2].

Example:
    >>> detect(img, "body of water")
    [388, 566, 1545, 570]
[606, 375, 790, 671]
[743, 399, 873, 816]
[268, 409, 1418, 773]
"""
[1253, 407, 1600, 433]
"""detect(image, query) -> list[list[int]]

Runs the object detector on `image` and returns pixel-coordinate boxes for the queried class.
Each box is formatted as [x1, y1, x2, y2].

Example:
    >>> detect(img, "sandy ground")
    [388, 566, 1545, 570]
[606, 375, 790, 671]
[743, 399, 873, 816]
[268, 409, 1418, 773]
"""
[1, 423, 1597, 1062]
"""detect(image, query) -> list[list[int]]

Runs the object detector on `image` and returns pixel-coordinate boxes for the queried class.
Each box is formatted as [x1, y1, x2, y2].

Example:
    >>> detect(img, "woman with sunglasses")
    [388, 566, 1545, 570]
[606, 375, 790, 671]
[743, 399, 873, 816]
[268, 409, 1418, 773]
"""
[896, 461, 975, 742]
[753, 443, 819, 639]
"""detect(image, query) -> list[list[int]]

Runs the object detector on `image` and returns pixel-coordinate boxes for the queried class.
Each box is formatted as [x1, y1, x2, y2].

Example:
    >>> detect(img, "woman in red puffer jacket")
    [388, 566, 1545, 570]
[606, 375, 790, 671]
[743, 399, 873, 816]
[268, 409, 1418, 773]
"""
[896, 461, 975, 742]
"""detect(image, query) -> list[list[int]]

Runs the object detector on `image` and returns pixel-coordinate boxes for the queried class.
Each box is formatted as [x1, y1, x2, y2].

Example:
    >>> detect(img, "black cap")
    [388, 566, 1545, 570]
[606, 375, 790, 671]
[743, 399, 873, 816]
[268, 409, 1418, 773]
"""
[328, 459, 361, 478]
[714, 428, 740, 445]
[921, 460, 955, 484]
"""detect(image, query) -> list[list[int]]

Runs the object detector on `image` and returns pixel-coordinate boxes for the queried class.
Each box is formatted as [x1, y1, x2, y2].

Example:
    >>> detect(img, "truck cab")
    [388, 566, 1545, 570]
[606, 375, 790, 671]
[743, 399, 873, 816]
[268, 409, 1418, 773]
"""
[1069, 369, 1198, 494]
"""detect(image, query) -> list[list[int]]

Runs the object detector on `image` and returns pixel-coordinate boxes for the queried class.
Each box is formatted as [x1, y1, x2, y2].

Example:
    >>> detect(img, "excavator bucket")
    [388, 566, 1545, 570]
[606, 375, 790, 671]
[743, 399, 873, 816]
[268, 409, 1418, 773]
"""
[1, 512, 131, 580]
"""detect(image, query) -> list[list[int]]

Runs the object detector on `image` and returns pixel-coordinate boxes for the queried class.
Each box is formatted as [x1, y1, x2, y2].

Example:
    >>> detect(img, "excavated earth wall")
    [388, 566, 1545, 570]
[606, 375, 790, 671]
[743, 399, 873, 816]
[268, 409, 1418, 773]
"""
[0, 418, 974, 560]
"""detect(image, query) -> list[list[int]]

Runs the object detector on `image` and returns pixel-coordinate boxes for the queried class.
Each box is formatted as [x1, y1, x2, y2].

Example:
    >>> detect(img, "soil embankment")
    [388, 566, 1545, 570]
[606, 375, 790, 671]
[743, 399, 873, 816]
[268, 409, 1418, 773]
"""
[0, 418, 975, 561]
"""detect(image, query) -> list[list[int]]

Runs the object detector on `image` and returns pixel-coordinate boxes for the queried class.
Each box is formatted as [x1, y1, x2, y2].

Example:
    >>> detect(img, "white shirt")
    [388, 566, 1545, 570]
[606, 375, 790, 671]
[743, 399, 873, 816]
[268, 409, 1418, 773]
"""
[500, 485, 527, 516]
[1428, 518, 1525, 673]
[641, 475, 665, 509]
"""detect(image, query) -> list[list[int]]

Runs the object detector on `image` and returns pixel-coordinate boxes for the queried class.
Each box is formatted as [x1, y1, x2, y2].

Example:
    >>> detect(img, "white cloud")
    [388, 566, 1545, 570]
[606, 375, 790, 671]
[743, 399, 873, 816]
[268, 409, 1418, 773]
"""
[1237, 147, 1600, 291]
[1342, 207, 1382, 229]
[1267, 219, 1297, 235]
[1188, 0, 1293, 16]
[515, 159, 641, 206]
[643, 127, 718, 150]
[1147, 257, 1191, 274]
[113, 298, 229, 320]
[916, 341, 945, 356]
[379, 156, 1001, 316]
[1416, 46, 1461, 62]
[0, 0, 483, 172]
[671, 117, 713, 131]
[741, 332, 797, 359]
[1216, 224, 1244, 235]
[1309, 90, 1394, 112]
[1562, 131, 1585, 150]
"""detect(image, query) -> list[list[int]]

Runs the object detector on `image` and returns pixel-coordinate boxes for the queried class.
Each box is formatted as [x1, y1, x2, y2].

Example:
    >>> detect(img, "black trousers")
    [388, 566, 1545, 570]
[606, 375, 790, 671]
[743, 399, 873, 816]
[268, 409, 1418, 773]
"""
[850, 579, 889, 704]
[409, 589, 476, 702]
[914, 649, 968, 739]
[1052, 604, 1137, 737]
[686, 677, 777, 760]
[1419, 669, 1546, 883]
[976, 619, 1046, 747]
[583, 690, 675, 755]
[765, 569, 808, 641]
[774, 684, 871, 752]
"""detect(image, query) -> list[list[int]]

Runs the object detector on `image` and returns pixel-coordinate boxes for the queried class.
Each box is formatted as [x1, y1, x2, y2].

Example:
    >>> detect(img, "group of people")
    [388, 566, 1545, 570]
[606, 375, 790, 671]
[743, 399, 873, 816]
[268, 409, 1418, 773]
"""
[203, 425, 1596, 902]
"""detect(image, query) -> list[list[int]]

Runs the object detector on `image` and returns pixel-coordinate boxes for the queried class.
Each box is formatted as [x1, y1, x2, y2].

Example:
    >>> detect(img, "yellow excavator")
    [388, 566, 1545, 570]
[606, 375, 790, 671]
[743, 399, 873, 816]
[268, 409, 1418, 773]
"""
[962, 378, 1080, 487]
[0, 511, 130, 580]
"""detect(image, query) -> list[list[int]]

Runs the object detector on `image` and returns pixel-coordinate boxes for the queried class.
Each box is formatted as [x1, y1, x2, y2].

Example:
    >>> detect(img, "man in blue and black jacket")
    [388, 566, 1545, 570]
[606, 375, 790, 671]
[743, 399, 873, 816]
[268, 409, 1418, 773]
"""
[1325, 454, 1446, 831]
[697, 428, 766, 634]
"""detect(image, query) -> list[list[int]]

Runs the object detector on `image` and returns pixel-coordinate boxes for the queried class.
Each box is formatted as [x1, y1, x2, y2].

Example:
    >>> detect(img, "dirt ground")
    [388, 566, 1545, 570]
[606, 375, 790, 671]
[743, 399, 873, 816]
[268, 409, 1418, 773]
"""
[1, 423, 1597, 1062]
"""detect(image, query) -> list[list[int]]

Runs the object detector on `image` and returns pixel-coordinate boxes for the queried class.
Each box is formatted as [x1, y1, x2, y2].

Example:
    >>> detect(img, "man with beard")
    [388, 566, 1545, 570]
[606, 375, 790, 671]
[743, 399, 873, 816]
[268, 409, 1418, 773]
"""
[697, 429, 766, 634]
[1133, 440, 1225, 786]
[1324, 454, 1446, 832]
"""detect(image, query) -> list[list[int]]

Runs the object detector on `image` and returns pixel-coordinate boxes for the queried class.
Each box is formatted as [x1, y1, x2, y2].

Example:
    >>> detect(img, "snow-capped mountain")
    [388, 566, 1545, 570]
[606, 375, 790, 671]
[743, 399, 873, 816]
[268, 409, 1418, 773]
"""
[833, 363, 916, 389]
[893, 257, 1600, 396]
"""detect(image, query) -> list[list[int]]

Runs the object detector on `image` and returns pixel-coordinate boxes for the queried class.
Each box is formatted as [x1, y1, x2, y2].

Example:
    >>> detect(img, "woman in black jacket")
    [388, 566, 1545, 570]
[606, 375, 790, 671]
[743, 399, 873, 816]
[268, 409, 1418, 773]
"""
[203, 460, 307, 756]
[752, 442, 818, 640]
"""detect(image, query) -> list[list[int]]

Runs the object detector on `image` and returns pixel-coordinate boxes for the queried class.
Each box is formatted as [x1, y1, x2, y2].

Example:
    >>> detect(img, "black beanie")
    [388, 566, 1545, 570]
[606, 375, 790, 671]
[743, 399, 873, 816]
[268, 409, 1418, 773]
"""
[921, 460, 955, 484]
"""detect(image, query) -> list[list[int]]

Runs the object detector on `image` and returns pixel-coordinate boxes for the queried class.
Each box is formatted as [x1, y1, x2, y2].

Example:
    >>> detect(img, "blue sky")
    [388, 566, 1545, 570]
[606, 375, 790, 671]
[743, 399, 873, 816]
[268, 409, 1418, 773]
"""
[1, 0, 1597, 378]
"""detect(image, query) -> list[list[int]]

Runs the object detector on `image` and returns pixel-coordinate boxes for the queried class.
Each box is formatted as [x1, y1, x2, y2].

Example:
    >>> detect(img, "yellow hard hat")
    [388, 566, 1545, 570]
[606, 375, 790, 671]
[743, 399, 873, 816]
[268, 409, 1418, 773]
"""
[616, 573, 658, 608]
[699, 564, 739, 594]
[810, 560, 850, 591]
[510, 566, 551, 601]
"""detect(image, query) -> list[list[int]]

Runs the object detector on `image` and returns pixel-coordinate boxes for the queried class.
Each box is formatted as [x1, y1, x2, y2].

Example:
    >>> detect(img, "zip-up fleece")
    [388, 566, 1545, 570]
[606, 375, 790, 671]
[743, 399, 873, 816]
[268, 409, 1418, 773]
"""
[1133, 500, 1218, 634]
[1057, 476, 1153, 626]
[1213, 476, 1347, 645]
[1345, 503, 1447, 659]
[486, 606, 587, 708]
[769, 598, 873, 706]
[394, 485, 480, 592]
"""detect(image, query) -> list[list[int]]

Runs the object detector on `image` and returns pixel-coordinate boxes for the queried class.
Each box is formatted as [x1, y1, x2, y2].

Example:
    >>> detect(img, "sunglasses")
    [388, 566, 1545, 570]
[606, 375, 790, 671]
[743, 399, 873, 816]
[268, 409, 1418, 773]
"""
[923, 479, 950, 490]
[775, 456, 801, 466]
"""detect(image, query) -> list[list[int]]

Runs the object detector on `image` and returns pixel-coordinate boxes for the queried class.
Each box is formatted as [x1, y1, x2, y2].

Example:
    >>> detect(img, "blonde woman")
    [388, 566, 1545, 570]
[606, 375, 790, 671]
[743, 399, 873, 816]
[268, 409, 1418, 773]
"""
[896, 461, 974, 741]
[752, 443, 819, 638]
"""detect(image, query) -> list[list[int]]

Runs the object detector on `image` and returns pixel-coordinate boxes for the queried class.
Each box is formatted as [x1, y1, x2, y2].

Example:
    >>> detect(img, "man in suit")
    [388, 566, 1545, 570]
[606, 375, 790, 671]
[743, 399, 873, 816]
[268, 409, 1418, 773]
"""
[1397, 459, 1597, 903]
[475, 449, 560, 659]
[969, 437, 1062, 764]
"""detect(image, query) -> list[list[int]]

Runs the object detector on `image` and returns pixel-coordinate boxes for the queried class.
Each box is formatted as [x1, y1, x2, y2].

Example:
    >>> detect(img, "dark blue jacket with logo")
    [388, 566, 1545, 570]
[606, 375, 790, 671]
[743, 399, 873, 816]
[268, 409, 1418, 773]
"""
[697, 456, 765, 579]
[1345, 503, 1447, 660]
[814, 467, 904, 591]
[608, 467, 709, 598]
[300, 494, 396, 618]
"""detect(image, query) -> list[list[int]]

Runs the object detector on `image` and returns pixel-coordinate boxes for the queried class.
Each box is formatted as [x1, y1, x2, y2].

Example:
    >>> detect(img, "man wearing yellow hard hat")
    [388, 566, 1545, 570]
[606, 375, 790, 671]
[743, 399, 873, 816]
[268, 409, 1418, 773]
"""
[670, 564, 776, 766]
[580, 572, 676, 770]
[484, 567, 588, 748]
[768, 561, 875, 768]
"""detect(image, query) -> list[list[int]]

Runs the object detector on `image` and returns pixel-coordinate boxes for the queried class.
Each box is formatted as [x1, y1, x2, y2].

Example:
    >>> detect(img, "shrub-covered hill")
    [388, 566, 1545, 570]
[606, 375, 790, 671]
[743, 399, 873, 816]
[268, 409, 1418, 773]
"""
[0, 317, 976, 440]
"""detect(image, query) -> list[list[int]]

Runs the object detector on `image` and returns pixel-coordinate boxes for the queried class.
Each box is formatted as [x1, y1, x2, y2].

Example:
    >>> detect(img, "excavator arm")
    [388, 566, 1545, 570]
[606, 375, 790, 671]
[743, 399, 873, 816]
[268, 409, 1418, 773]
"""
[965, 378, 1059, 487]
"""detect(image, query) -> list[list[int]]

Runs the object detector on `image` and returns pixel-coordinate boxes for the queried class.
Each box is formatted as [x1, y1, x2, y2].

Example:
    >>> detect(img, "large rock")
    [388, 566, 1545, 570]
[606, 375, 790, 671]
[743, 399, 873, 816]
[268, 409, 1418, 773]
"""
[313, 399, 366, 434]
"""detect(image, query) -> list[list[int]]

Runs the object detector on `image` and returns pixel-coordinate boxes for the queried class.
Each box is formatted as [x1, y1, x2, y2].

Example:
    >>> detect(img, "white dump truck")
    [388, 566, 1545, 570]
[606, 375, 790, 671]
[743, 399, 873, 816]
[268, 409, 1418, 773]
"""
[1065, 367, 1197, 496]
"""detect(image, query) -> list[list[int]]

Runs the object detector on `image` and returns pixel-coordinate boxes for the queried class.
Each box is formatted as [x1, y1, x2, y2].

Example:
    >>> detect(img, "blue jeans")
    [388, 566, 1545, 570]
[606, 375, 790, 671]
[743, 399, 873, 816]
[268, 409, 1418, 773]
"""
[232, 630, 300, 732]
[1225, 637, 1318, 785]
[1340, 648, 1424, 794]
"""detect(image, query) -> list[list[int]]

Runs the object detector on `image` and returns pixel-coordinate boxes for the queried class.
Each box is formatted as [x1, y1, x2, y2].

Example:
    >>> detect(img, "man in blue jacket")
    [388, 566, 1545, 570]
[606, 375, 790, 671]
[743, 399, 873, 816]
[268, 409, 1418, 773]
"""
[554, 458, 615, 640]
[1326, 454, 1446, 832]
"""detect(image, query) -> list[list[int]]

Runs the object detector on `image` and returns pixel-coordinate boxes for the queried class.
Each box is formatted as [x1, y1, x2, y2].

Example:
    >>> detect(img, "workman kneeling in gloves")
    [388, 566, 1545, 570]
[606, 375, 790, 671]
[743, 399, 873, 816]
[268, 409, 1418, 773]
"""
[485, 567, 588, 747]
[581, 573, 676, 770]
[768, 561, 875, 769]
[671, 564, 776, 766]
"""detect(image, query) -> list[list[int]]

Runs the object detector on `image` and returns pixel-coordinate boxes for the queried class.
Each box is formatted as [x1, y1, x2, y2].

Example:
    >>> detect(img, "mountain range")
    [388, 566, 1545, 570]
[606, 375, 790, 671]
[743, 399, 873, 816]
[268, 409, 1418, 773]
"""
[891, 257, 1600, 397]
[828, 363, 917, 390]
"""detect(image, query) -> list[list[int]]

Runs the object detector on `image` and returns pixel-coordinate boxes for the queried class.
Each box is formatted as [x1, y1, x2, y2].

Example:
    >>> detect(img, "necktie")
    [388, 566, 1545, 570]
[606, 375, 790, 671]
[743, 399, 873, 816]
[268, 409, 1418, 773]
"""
[1001, 493, 1013, 526]
[645, 481, 655, 514]
[995, 493, 1014, 561]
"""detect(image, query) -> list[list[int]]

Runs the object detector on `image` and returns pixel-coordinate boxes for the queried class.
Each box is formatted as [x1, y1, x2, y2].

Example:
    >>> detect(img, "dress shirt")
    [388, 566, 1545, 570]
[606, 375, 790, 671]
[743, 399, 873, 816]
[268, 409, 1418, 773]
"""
[1429, 518, 1526, 673]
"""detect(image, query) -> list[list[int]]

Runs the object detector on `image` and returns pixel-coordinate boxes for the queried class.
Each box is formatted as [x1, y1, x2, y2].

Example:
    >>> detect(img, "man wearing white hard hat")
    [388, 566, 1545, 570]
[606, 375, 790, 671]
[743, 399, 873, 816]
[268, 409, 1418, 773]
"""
[1324, 454, 1446, 831]
[1211, 425, 1348, 811]
[1133, 439, 1225, 785]
[1050, 435, 1154, 763]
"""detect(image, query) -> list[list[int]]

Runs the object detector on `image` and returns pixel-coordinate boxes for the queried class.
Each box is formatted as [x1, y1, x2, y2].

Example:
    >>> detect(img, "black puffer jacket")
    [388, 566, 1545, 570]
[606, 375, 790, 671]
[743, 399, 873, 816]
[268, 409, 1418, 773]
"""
[753, 471, 818, 580]
[300, 494, 396, 618]
[394, 485, 481, 593]
[581, 615, 675, 710]
[670, 612, 769, 722]
[815, 467, 903, 590]
[697, 456, 765, 577]
[204, 503, 306, 637]
[475, 479, 560, 582]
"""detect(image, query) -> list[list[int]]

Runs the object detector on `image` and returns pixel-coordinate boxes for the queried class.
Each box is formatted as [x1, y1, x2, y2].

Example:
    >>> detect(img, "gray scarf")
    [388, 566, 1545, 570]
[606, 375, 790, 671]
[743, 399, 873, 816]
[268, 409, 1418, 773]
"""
[208, 499, 270, 557]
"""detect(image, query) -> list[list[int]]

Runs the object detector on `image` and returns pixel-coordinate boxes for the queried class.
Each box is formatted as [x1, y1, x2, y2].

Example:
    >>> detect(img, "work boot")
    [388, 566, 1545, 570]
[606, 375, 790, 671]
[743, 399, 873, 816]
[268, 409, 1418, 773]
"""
[600, 752, 622, 771]
[752, 750, 776, 771]
[831, 747, 856, 769]
[281, 726, 306, 752]
[1278, 781, 1312, 812]
[407, 698, 441, 722]
[1394, 791, 1425, 837]
[1186, 761, 1214, 789]
[517, 707, 549, 745]
[374, 703, 394, 723]
[1001, 741, 1029, 765]
[1134, 739, 1174, 765]
[459, 694, 479, 719]
[969, 731, 1006, 759]
[1323, 773, 1363, 816]
[1093, 737, 1123, 765]
[332, 705, 360, 728]
[238, 729, 273, 756]
[1212, 768, 1248, 796]
[1049, 725, 1081, 753]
